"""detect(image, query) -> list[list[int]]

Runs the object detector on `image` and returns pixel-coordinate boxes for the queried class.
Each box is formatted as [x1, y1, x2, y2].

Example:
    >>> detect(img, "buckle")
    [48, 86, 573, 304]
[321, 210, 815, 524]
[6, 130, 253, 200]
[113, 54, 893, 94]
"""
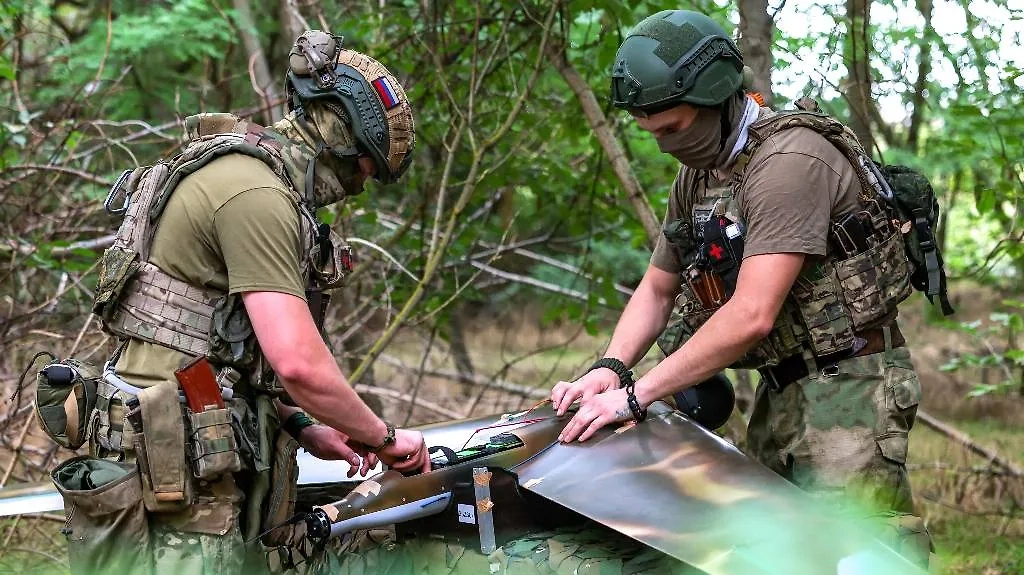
[821, 364, 840, 377]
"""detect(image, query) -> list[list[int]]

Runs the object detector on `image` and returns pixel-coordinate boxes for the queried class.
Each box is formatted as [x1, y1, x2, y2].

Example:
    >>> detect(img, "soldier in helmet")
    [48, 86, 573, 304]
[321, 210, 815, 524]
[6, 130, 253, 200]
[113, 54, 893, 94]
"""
[550, 10, 932, 567]
[61, 31, 427, 573]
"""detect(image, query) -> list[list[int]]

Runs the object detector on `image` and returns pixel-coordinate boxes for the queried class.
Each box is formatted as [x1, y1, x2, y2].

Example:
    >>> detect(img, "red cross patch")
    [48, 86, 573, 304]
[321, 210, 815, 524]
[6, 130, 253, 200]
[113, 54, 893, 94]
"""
[708, 243, 724, 260]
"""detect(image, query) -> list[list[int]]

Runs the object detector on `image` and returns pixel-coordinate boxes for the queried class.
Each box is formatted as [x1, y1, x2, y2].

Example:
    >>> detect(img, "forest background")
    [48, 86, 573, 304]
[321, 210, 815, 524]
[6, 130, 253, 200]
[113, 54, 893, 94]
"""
[0, 0, 1022, 573]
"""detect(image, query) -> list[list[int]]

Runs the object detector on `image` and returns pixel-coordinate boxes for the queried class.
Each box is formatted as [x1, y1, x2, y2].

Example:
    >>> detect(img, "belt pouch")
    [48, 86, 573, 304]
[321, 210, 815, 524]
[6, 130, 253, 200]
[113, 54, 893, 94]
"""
[52, 456, 150, 575]
[187, 407, 241, 480]
[135, 380, 193, 511]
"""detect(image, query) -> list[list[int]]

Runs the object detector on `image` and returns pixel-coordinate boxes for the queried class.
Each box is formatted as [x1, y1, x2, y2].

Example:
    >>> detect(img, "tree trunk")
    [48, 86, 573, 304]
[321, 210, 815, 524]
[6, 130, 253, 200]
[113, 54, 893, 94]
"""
[279, 0, 309, 42]
[738, 0, 774, 106]
[445, 312, 477, 398]
[545, 44, 661, 248]
[907, 0, 932, 152]
[845, 0, 875, 156]
[232, 0, 284, 123]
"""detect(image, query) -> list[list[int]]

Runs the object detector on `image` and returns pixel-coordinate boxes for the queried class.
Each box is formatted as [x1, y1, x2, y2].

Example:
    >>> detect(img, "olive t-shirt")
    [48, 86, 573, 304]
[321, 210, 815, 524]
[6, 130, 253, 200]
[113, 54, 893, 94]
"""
[115, 154, 305, 387]
[650, 123, 863, 274]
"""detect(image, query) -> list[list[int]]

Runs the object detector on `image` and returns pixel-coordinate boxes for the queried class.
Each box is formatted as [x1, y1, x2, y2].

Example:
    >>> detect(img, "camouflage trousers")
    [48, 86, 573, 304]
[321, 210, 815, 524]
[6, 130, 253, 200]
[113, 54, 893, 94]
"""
[319, 525, 692, 575]
[745, 344, 932, 567]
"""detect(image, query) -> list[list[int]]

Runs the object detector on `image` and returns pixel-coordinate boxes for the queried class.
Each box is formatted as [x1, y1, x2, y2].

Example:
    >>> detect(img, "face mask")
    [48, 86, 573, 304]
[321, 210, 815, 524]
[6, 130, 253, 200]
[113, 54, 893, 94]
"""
[273, 110, 365, 208]
[655, 106, 723, 170]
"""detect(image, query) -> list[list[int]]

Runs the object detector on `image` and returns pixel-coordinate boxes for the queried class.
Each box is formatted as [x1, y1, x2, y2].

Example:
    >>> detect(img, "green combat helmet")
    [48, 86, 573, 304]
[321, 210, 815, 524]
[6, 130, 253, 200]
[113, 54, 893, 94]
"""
[286, 30, 415, 184]
[611, 10, 743, 112]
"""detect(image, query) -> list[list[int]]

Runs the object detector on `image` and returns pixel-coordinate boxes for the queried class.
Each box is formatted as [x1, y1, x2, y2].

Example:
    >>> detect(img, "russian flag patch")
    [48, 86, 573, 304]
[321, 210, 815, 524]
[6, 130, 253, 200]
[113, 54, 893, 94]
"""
[372, 77, 400, 109]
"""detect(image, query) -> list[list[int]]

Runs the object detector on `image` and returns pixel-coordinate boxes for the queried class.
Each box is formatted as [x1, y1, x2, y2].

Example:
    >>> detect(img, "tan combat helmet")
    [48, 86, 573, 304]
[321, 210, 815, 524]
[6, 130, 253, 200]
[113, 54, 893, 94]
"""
[286, 30, 415, 185]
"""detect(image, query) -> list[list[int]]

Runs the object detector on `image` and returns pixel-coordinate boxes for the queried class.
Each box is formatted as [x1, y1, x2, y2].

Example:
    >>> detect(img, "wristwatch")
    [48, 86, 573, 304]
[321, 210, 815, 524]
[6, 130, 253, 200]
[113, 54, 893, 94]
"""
[368, 420, 396, 452]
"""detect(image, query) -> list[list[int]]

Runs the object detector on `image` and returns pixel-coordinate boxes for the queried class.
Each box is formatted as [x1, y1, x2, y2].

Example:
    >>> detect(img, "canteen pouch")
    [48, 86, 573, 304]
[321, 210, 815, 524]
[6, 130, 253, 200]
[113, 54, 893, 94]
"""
[34, 359, 100, 450]
[131, 380, 194, 512]
[52, 456, 149, 575]
[186, 407, 242, 480]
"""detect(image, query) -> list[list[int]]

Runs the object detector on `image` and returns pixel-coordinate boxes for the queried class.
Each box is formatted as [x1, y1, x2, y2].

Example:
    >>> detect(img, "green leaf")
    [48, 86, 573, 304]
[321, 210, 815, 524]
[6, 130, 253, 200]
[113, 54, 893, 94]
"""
[0, 57, 14, 81]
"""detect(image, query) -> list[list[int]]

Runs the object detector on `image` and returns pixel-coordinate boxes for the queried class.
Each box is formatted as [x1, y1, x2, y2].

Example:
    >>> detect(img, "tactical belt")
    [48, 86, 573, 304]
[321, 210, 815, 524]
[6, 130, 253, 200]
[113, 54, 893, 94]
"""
[758, 325, 906, 393]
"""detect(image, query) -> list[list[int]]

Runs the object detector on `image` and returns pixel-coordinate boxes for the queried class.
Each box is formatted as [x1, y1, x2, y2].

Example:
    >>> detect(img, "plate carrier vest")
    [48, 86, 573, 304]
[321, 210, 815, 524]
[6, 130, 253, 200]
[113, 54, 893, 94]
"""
[658, 110, 914, 369]
[92, 113, 350, 399]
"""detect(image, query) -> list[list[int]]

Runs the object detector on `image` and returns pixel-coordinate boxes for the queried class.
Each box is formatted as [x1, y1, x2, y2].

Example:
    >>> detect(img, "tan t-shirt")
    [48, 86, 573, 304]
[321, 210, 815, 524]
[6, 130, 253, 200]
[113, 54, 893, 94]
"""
[650, 124, 862, 274]
[115, 154, 305, 387]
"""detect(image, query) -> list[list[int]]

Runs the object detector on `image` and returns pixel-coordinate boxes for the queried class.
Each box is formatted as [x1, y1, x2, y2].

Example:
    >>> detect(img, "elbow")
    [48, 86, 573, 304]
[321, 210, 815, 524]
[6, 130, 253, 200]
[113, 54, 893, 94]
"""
[272, 355, 309, 384]
[748, 316, 775, 343]
[734, 299, 777, 343]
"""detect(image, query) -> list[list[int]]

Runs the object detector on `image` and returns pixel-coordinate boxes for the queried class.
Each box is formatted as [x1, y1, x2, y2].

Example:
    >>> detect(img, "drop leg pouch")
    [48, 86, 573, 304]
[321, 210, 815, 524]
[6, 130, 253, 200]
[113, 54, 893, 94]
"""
[52, 456, 150, 575]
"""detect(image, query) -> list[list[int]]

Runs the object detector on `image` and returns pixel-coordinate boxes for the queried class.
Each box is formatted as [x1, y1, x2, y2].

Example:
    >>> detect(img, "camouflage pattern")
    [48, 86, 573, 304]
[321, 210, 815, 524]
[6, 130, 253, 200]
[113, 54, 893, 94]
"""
[746, 344, 932, 566]
[52, 457, 150, 575]
[270, 111, 367, 209]
[106, 261, 221, 357]
[323, 526, 690, 575]
[187, 407, 242, 480]
[33, 357, 100, 450]
[149, 523, 247, 575]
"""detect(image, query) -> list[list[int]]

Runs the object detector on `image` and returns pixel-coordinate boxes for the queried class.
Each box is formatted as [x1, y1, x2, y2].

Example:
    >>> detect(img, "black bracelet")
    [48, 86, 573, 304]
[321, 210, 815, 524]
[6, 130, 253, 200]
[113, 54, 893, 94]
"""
[625, 382, 647, 423]
[282, 411, 317, 439]
[588, 357, 634, 389]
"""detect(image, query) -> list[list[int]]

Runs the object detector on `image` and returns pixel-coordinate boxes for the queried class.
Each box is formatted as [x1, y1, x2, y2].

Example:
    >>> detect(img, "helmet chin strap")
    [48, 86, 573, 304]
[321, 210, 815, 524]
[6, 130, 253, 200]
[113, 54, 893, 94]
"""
[305, 142, 325, 209]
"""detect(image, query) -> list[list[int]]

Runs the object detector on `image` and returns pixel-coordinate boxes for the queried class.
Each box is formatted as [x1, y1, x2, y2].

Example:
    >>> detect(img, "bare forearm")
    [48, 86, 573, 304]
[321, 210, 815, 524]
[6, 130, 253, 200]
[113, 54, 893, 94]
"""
[278, 348, 386, 447]
[633, 296, 766, 406]
[604, 276, 677, 368]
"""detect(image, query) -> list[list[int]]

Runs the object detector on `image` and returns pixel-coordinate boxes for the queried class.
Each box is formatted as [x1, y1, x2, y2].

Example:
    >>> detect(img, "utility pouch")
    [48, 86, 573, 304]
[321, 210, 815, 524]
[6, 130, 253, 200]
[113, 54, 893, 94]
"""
[92, 246, 140, 322]
[791, 263, 858, 357]
[260, 431, 302, 547]
[34, 358, 100, 450]
[186, 407, 242, 480]
[52, 456, 149, 575]
[133, 380, 194, 512]
[833, 229, 912, 329]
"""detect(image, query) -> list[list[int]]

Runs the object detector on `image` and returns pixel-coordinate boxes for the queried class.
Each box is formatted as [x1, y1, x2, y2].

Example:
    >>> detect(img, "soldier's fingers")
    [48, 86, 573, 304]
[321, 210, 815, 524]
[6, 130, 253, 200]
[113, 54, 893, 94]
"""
[551, 381, 570, 414]
[578, 415, 608, 443]
[557, 386, 586, 416]
[366, 452, 379, 473]
[559, 411, 591, 443]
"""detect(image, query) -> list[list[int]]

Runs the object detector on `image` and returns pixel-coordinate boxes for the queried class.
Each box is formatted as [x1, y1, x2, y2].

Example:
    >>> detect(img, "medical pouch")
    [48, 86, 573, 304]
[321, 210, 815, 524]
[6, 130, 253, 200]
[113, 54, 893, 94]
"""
[132, 380, 194, 512]
[34, 358, 100, 450]
[186, 407, 241, 480]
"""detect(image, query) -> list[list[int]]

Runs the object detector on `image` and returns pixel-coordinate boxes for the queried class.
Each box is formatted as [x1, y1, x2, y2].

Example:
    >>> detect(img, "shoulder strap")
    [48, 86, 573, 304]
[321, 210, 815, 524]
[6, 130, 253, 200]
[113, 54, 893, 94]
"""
[735, 110, 887, 204]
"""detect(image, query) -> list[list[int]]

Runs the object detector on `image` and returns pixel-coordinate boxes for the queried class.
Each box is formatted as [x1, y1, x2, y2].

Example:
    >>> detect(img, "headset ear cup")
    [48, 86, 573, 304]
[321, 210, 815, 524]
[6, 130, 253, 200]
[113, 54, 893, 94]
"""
[671, 372, 735, 430]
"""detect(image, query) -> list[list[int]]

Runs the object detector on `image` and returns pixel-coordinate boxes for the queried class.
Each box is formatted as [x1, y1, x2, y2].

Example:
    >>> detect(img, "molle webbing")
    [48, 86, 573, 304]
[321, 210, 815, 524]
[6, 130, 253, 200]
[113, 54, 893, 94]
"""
[106, 262, 219, 357]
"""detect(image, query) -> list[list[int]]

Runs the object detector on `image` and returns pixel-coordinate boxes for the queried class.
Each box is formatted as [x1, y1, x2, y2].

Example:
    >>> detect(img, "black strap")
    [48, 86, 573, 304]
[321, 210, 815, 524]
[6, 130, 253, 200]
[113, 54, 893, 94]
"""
[589, 358, 634, 388]
[911, 211, 954, 316]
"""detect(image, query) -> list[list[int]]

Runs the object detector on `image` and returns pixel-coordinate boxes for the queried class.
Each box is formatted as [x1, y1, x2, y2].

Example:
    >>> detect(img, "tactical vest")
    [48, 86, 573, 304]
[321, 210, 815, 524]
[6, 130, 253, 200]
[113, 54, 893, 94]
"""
[93, 113, 350, 394]
[658, 111, 913, 369]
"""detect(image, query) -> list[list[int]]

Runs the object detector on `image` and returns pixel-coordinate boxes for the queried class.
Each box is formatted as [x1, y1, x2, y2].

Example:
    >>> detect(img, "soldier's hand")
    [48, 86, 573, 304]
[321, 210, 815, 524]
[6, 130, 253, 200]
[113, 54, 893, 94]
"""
[298, 425, 379, 478]
[558, 387, 632, 443]
[377, 429, 431, 474]
[551, 369, 620, 416]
